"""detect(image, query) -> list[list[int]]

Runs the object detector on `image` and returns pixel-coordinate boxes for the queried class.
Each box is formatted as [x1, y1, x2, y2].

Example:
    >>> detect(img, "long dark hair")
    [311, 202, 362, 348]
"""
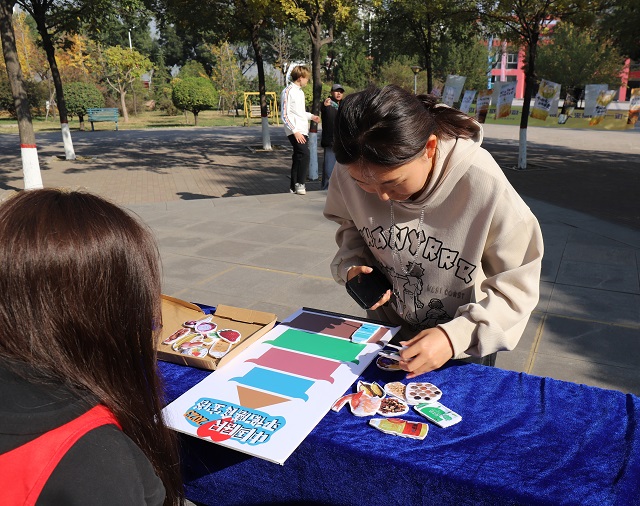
[0, 189, 183, 505]
[334, 84, 479, 167]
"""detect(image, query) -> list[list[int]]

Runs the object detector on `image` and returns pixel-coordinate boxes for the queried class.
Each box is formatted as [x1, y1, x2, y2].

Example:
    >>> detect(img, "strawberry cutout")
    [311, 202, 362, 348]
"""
[217, 329, 241, 343]
[196, 417, 234, 442]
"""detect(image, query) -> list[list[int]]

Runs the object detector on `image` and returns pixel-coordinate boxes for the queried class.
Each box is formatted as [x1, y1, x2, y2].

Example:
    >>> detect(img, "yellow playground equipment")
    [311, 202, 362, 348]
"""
[243, 92, 279, 126]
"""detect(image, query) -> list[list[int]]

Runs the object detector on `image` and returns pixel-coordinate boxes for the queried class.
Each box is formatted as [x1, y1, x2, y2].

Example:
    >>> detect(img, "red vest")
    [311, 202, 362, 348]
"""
[0, 404, 121, 505]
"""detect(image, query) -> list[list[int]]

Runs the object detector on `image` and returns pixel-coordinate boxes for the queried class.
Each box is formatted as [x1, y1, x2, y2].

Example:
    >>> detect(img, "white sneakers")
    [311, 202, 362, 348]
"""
[294, 183, 306, 195]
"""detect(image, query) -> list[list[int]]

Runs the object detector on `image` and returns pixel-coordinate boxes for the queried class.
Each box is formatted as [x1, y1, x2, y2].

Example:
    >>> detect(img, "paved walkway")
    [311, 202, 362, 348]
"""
[1, 124, 639, 395]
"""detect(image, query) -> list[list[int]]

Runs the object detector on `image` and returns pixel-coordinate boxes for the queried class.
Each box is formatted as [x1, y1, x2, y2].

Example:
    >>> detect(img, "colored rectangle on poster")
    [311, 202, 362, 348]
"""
[231, 367, 315, 401]
[246, 347, 340, 383]
[286, 312, 362, 339]
[265, 328, 366, 363]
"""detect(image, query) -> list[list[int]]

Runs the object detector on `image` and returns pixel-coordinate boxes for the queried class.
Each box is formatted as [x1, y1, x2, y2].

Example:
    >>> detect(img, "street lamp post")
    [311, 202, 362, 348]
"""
[410, 65, 422, 94]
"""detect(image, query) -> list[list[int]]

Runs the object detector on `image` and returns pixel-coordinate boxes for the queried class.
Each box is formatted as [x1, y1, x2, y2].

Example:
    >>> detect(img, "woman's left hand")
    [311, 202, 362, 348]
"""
[398, 327, 454, 378]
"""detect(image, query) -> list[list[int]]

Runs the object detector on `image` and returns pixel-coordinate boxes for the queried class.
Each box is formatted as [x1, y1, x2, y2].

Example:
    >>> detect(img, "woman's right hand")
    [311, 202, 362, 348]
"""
[346, 266, 392, 310]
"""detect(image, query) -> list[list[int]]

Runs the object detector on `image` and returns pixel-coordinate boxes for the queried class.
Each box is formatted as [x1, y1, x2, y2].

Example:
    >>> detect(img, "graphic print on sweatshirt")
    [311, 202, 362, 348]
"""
[359, 223, 477, 329]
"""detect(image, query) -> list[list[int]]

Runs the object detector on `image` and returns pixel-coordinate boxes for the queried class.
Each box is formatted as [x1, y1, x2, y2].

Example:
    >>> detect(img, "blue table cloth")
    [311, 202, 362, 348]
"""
[159, 306, 640, 506]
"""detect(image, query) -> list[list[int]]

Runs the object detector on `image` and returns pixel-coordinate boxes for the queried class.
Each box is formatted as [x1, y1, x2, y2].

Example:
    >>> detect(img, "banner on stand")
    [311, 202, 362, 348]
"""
[459, 90, 476, 114]
[627, 88, 640, 126]
[584, 84, 609, 117]
[495, 82, 517, 118]
[589, 90, 616, 126]
[441, 75, 466, 107]
[531, 79, 561, 121]
[475, 90, 493, 123]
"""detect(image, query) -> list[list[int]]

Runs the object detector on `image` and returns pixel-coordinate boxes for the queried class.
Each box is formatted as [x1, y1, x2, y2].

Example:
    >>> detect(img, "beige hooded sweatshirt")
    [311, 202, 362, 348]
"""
[323, 123, 543, 359]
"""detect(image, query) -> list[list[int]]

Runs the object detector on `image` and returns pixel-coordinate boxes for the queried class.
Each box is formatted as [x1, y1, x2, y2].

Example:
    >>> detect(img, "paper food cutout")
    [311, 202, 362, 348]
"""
[414, 402, 461, 428]
[194, 320, 217, 335]
[163, 327, 191, 345]
[369, 418, 428, 440]
[218, 329, 241, 343]
[331, 394, 355, 412]
[384, 382, 406, 400]
[208, 338, 232, 359]
[172, 333, 216, 354]
[405, 382, 442, 405]
[357, 381, 384, 398]
[349, 391, 382, 417]
[162, 315, 243, 360]
[376, 355, 402, 372]
[377, 397, 409, 416]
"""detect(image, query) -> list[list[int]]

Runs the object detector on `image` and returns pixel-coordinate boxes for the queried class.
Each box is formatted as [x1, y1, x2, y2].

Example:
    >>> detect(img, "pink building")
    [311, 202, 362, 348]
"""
[489, 39, 526, 99]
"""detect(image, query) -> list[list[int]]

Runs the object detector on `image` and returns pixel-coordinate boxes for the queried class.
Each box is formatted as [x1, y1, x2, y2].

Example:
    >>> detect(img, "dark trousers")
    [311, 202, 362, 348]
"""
[288, 134, 310, 191]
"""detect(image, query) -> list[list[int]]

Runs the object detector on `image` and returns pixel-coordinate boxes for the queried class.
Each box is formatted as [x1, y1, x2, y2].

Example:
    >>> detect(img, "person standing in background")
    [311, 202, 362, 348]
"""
[320, 84, 344, 190]
[281, 65, 320, 195]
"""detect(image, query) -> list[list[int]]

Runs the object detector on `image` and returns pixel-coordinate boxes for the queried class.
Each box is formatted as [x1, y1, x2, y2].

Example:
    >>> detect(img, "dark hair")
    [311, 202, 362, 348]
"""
[334, 84, 479, 167]
[0, 189, 182, 505]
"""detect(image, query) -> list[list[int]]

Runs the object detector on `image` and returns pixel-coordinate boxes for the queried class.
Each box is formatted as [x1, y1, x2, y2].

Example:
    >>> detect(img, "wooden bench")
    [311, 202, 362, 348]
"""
[86, 108, 119, 131]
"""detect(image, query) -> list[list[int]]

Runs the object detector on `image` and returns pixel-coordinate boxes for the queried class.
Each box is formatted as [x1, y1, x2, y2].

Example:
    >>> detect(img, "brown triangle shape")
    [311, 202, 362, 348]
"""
[237, 385, 290, 409]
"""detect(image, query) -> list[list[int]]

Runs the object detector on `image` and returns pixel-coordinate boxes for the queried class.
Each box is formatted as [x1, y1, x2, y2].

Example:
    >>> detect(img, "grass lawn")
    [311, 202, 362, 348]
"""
[0, 109, 278, 134]
[0, 105, 633, 134]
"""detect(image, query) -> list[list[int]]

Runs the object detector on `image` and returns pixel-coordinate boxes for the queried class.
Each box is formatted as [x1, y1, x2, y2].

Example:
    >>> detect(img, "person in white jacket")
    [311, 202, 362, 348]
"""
[324, 85, 543, 377]
[281, 65, 320, 195]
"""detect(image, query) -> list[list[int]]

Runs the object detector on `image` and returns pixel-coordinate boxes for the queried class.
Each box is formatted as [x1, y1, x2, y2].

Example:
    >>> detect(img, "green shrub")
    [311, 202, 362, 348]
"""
[65, 82, 105, 128]
[171, 77, 218, 125]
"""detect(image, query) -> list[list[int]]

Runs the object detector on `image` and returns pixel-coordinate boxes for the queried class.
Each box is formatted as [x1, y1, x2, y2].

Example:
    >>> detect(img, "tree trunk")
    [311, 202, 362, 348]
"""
[307, 17, 324, 181]
[120, 88, 129, 122]
[0, 0, 42, 189]
[518, 30, 539, 170]
[32, 8, 75, 160]
[250, 23, 271, 150]
[194, 111, 198, 126]
[425, 19, 433, 93]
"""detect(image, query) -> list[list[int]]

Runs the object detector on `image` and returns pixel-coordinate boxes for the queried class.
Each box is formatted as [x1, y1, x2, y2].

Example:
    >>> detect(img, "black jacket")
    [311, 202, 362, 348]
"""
[0, 359, 165, 505]
[321, 98, 340, 148]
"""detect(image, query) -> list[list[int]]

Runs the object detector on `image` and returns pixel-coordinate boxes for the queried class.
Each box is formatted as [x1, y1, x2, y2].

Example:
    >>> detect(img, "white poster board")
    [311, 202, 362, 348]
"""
[584, 84, 609, 117]
[162, 308, 399, 465]
[459, 90, 476, 114]
[442, 75, 467, 106]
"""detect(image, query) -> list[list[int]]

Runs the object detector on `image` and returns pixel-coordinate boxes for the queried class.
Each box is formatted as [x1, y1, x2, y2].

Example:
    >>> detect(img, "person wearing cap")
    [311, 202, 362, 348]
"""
[321, 84, 345, 190]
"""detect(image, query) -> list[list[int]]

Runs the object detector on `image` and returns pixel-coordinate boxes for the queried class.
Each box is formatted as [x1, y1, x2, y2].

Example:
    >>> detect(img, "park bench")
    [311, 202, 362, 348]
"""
[86, 108, 119, 131]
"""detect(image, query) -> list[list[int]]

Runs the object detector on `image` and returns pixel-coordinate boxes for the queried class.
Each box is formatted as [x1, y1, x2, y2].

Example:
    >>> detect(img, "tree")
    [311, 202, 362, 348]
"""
[598, 0, 640, 60]
[331, 20, 374, 89]
[65, 81, 105, 130]
[208, 41, 243, 112]
[0, 72, 46, 116]
[179, 59, 207, 78]
[102, 45, 153, 122]
[536, 22, 624, 98]
[480, 0, 604, 169]
[171, 75, 217, 125]
[281, 0, 355, 178]
[0, 0, 42, 189]
[373, 0, 479, 94]
[17, 0, 149, 159]
[154, 0, 284, 150]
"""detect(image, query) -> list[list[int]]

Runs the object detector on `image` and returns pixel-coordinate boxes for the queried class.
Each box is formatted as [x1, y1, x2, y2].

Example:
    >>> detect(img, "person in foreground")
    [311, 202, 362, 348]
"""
[324, 85, 543, 378]
[0, 189, 183, 505]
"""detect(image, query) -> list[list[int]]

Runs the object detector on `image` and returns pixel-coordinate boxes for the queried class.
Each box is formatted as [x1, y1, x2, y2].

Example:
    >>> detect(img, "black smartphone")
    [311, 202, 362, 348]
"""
[345, 266, 392, 310]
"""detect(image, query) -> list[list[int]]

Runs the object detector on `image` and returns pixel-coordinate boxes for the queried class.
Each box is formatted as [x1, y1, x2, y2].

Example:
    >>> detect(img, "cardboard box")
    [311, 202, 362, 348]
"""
[157, 295, 277, 371]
